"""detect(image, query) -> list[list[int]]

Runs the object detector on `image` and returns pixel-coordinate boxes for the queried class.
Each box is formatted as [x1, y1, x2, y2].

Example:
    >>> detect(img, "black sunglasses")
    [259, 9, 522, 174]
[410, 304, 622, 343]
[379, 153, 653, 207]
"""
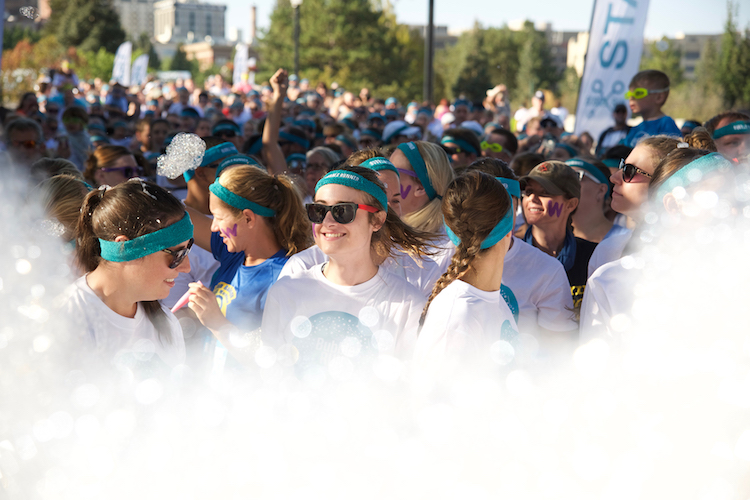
[442, 145, 464, 156]
[306, 203, 379, 224]
[618, 158, 652, 183]
[161, 238, 194, 269]
[215, 130, 237, 138]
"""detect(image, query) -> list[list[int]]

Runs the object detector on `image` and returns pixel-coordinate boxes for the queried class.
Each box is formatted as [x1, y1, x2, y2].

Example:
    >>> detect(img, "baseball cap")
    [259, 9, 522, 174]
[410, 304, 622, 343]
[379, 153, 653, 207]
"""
[382, 120, 421, 144]
[520, 161, 580, 199]
[534, 90, 545, 101]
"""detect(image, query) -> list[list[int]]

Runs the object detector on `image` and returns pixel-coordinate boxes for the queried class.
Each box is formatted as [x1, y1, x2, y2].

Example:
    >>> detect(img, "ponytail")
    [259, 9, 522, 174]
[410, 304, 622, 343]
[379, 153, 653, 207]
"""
[76, 188, 107, 273]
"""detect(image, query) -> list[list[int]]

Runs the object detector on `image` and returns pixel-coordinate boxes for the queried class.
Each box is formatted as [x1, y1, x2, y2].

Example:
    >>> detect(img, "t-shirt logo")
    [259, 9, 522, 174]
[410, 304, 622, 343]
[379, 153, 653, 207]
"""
[213, 282, 237, 315]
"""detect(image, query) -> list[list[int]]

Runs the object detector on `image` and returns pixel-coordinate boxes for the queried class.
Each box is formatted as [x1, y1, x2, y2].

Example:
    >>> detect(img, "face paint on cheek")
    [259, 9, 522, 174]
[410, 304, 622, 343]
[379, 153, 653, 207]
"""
[547, 201, 563, 218]
[220, 224, 238, 238]
[400, 184, 411, 199]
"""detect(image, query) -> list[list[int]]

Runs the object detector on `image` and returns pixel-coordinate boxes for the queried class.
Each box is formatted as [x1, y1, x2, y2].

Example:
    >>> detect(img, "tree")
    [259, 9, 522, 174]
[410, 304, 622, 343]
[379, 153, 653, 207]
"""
[169, 44, 196, 72]
[452, 26, 493, 102]
[78, 48, 117, 81]
[695, 38, 721, 95]
[717, 2, 750, 109]
[44, 0, 126, 53]
[257, 0, 423, 102]
[640, 37, 684, 86]
[3, 25, 42, 50]
[513, 22, 560, 102]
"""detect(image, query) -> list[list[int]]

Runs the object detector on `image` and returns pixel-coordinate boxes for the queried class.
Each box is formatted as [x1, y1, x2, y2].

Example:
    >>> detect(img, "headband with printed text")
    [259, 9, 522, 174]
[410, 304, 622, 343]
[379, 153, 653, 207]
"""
[315, 170, 388, 211]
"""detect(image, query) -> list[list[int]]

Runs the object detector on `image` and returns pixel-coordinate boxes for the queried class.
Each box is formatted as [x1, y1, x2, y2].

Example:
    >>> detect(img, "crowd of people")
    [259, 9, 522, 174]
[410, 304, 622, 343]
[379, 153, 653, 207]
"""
[5, 62, 750, 379]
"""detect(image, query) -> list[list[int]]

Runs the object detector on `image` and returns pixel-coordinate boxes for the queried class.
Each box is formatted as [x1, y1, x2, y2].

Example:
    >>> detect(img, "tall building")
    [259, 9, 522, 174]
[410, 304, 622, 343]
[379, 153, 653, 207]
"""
[670, 32, 723, 80]
[112, 0, 155, 39]
[154, 0, 227, 45]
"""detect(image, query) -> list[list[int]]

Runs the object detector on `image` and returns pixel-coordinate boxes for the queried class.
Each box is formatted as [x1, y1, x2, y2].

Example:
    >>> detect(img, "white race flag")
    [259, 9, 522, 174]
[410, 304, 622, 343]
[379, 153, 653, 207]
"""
[112, 41, 133, 86]
[233, 44, 249, 87]
[574, 0, 650, 138]
[131, 54, 149, 86]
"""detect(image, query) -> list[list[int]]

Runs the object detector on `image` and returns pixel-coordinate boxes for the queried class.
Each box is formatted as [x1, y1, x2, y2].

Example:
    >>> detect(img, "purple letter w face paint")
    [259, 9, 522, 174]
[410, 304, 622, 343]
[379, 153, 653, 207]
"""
[221, 224, 238, 238]
[547, 201, 563, 218]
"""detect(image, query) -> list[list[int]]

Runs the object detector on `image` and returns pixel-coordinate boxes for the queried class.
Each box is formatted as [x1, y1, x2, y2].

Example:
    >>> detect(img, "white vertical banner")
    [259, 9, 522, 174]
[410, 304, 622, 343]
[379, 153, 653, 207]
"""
[574, 0, 650, 138]
[130, 54, 149, 86]
[112, 41, 133, 86]
[248, 57, 257, 86]
[233, 43, 248, 87]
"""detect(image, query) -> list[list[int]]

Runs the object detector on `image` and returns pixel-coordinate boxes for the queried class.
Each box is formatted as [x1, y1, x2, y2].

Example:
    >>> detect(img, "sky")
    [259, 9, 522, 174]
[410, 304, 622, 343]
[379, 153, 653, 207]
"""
[225, 0, 750, 43]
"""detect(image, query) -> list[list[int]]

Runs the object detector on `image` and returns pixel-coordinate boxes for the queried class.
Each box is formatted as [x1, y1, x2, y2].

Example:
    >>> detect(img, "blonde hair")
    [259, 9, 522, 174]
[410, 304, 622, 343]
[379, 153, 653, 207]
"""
[395, 141, 455, 233]
[217, 165, 312, 256]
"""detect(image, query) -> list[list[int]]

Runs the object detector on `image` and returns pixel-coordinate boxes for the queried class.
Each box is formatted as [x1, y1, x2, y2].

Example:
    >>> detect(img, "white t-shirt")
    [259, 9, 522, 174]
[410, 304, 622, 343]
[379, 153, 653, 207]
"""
[579, 256, 640, 343]
[503, 236, 577, 333]
[161, 244, 220, 309]
[416, 279, 518, 367]
[261, 264, 425, 362]
[587, 229, 633, 278]
[66, 275, 186, 368]
[279, 245, 444, 298]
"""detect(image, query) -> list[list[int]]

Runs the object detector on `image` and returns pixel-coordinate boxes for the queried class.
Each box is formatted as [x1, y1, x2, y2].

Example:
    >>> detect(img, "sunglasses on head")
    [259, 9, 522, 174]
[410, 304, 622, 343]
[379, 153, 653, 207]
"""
[216, 130, 237, 138]
[618, 158, 652, 182]
[161, 238, 193, 269]
[306, 202, 379, 224]
[101, 166, 144, 178]
[481, 141, 503, 153]
[624, 87, 669, 100]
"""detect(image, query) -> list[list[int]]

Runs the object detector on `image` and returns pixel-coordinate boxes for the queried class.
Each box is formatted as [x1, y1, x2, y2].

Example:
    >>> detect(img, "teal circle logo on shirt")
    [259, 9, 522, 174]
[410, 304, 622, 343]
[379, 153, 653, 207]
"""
[292, 311, 377, 380]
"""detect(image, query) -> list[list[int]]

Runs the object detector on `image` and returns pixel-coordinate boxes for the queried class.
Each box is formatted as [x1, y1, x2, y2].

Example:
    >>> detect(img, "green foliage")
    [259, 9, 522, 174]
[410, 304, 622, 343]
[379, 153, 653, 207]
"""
[717, 2, 750, 109]
[169, 44, 195, 72]
[3, 25, 42, 50]
[77, 48, 117, 81]
[640, 37, 684, 86]
[44, 0, 126, 53]
[257, 0, 423, 102]
[435, 21, 560, 104]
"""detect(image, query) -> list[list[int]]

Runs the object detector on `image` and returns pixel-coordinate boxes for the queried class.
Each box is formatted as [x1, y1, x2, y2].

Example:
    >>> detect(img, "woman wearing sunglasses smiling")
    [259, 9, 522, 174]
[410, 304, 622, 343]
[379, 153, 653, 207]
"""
[588, 129, 716, 276]
[261, 166, 434, 374]
[65, 179, 193, 369]
[83, 145, 143, 188]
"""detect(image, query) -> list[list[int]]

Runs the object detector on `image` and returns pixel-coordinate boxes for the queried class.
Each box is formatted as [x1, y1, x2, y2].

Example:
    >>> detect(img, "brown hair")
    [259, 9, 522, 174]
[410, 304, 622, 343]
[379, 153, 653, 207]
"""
[648, 128, 716, 196]
[35, 174, 89, 242]
[330, 165, 438, 260]
[347, 147, 388, 165]
[703, 111, 750, 135]
[420, 171, 512, 325]
[62, 106, 89, 124]
[31, 158, 82, 179]
[443, 127, 481, 156]
[75, 179, 186, 342]
[630, 69, 670, 91]
[83, 145, 134, 186]
[509, 152, 545, 177]
[459, 157, 515, 179]
[216, 165, 312, 256]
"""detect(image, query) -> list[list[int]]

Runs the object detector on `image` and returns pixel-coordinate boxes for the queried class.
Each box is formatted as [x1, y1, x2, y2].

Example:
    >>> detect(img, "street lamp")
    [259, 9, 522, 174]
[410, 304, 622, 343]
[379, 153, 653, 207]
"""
[290, 0, 303, 78]
[423, 0, 434, 104]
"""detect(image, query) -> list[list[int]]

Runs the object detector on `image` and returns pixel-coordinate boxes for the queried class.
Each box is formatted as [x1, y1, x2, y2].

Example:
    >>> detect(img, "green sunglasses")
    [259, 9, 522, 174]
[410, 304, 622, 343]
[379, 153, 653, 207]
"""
[624, 87, 669, 100]
[481, 141, 503, 153]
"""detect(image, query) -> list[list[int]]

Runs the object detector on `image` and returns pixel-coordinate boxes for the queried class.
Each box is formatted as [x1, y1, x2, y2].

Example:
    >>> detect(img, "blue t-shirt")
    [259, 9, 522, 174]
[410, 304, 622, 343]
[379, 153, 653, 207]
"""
[622, 116, 681, 147]
[210, 231, 289, 331]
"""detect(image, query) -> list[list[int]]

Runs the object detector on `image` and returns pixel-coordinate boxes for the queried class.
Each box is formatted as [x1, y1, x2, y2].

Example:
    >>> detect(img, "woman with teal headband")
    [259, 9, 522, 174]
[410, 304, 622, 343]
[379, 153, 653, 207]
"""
[581, 142, 729, 341]
[261, 165, 435, 373]
[416, 171, 518, 369]
[183, 164, 312, 361]
[66, 179, 193, 368]
[704, 110, 750, 163]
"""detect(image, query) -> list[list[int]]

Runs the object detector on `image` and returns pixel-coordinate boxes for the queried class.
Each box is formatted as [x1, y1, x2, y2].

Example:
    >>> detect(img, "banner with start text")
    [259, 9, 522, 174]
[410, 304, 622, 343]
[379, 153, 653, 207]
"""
[574, 0, 650, 139]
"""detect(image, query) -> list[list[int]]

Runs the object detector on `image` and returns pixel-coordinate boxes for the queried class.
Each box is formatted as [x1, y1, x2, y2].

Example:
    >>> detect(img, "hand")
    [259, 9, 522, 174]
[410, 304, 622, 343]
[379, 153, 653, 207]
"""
[56, 138, 71, 160]
[269, 68, 289, 97]
[187, 281, 231, 333]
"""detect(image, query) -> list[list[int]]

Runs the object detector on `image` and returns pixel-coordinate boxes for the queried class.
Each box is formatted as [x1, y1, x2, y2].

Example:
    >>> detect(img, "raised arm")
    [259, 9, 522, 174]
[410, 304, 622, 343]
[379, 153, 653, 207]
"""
[186, 205, 213, 252]
[262, 68, 289, 176]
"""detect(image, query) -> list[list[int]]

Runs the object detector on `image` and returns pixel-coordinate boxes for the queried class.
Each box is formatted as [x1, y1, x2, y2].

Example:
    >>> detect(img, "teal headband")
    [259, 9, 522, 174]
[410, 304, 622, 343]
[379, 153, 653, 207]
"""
[566, 158, 611, 195]
[209, 181, 277, 217]
[497, 177, 520, 199]
[441, 136, 478, 155]
[99, 212, 194, 262]
[444, 184, 513, 250]
[218, 154, 261, 175]
[397, 142, 440, 201]
[360, 157, 399, 178]
[279, 131, 310, 150]
[315, 170, 388, 211]
[655, 152, 732, 202]
[184, 142, 239, 181]
[556, 143, 578, 157]
[712, 121, 750, 140]
[602, 158, 620, 169]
